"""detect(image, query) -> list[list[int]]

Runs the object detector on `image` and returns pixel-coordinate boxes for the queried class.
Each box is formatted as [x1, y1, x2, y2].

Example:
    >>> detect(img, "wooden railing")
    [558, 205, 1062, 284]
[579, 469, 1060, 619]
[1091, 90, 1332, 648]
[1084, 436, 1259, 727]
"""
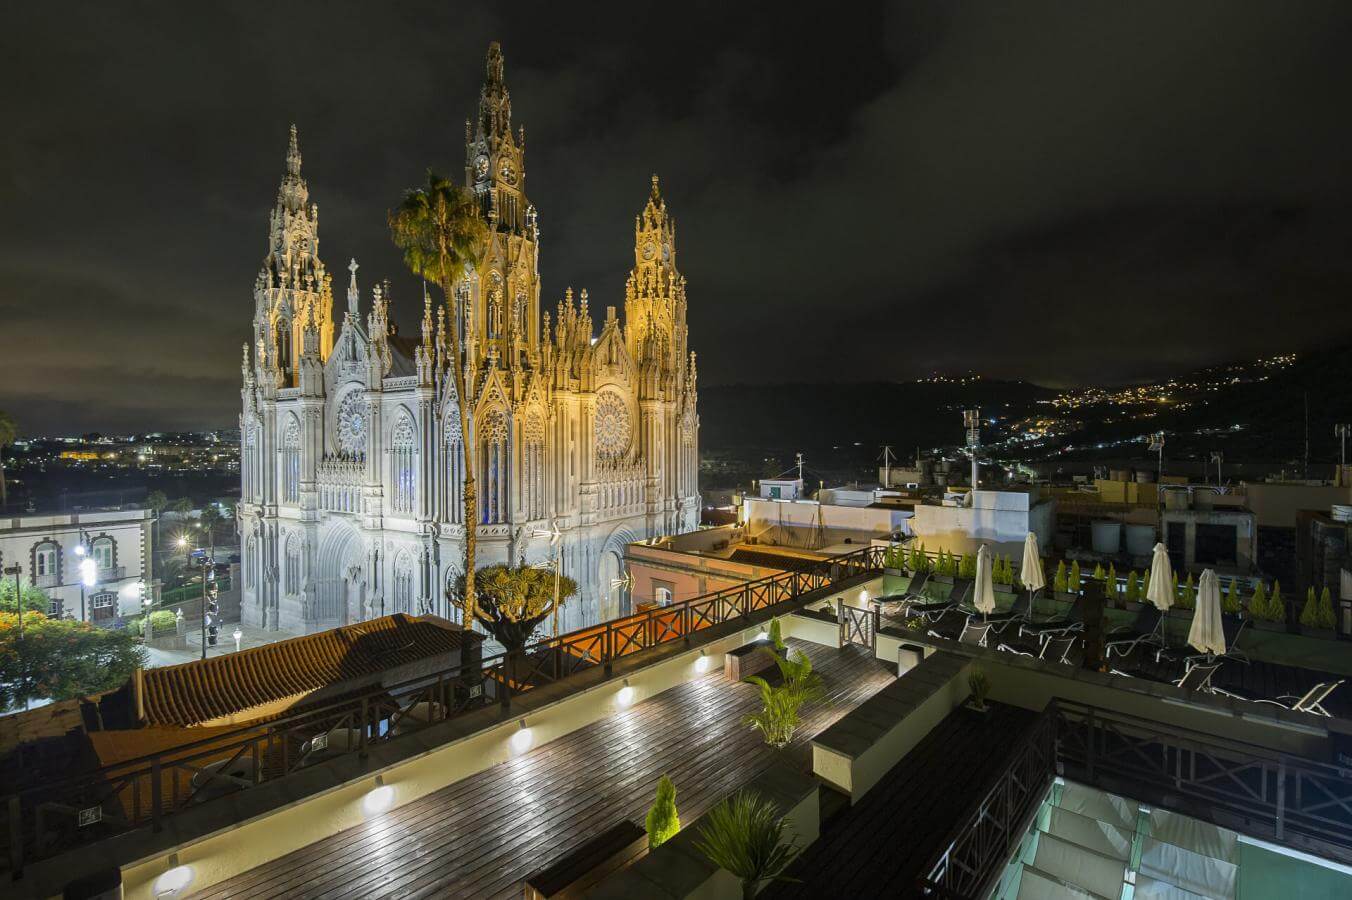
[2, 545, 884, 875]
[918, 698, 1352, 897]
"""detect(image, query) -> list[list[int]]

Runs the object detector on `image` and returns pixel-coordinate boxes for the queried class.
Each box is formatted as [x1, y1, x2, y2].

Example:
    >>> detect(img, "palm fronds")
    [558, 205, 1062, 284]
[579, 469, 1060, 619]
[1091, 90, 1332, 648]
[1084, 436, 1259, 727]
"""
[694, 790, 801, 899]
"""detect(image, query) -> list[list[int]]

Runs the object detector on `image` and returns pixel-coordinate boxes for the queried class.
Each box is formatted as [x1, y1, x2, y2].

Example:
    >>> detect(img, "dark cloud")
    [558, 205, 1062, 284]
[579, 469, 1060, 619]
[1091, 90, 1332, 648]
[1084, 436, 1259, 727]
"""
[3, 1, 1351, 434]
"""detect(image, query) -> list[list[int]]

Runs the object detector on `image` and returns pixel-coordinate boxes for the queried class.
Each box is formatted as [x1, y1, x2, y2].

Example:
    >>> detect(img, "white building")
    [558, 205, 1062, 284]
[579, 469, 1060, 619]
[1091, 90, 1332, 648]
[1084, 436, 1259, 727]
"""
[238, 43, 700, 636]
[908, 489, 1055, 558]
[0, 509, 151, 620]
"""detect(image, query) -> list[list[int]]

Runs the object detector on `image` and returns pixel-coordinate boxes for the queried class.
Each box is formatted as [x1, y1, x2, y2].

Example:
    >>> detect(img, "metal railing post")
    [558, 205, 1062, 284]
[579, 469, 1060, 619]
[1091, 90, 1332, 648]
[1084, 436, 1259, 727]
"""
[1275, 759, 1287, 840]
[150, 759, 163, 832]
[8, 795, 22, 875]
[603, 624, 613, 676]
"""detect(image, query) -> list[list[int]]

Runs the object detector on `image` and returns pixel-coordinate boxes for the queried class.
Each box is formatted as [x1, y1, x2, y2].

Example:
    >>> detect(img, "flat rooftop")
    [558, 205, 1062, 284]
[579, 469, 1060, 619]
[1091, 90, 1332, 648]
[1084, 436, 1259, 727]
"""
[197, 640, 895, 900]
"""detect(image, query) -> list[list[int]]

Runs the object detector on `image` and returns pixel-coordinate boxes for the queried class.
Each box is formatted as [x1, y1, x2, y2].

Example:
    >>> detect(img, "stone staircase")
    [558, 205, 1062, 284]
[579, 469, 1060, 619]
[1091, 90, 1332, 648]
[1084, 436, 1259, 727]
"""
[993, 782, 1240, 900]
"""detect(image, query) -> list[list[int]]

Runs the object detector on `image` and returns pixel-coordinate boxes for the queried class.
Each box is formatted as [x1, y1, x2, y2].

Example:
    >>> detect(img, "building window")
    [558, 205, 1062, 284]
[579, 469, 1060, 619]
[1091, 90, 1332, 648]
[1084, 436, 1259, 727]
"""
[282, 418, 301, 504]
[391, 416, 416, 516]
[91, 591, 116, 610]
[92, 537, 115, 571]
[34, 543, 58, 579]
[479, 410, 509, 524]
[48, 597, 62, 617]
[392, 554, 415, 615]
[655, 584, 674, 606]
[285, 535, 302, 595]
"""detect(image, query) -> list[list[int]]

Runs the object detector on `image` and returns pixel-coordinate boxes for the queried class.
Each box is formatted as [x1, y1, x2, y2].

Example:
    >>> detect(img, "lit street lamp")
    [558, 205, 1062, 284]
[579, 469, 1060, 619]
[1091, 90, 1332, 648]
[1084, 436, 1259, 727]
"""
[233, 628, 243, 653]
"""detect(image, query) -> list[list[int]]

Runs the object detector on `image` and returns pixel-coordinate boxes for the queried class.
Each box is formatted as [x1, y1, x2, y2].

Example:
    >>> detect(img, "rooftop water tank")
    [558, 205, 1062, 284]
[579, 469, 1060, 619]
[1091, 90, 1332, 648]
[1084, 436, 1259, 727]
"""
[1091, 521, 1121, 555]
[1125, 524, 1155, 557]
[1135, 470, 1155, 483]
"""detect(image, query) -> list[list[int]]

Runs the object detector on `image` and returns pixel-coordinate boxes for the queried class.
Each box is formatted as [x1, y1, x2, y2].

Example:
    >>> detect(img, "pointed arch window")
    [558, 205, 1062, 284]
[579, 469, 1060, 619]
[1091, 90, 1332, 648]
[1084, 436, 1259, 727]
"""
[445, 414, 464, 525]
[284, 533, 303, 595]
[391, 415, 417, 515]
[522, 410, 545, 521]
[392, 552, 415, 615]
[282, 418, 301, 503]
[479, 409, 509, 524]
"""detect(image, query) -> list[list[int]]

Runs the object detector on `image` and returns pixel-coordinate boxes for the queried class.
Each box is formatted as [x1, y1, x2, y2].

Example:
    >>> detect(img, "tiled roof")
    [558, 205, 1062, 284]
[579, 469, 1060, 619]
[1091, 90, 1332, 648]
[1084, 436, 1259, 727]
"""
[138, 614, 471, 727]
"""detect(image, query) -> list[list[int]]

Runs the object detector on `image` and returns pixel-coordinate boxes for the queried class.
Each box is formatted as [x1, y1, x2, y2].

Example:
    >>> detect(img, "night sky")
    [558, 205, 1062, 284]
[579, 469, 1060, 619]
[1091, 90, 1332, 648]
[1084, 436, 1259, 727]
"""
[4, 2, 1352, 435]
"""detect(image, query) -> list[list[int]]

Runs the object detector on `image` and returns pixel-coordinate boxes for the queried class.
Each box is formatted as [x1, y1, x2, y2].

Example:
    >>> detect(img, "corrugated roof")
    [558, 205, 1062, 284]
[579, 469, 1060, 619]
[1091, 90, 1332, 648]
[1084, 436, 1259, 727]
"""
[138, 614, 470, 727]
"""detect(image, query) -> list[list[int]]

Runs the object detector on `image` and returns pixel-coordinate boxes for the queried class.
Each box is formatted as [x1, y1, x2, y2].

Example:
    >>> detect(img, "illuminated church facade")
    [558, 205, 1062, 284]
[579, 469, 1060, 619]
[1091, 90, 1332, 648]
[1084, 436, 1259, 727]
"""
[238, 43, 700, 635]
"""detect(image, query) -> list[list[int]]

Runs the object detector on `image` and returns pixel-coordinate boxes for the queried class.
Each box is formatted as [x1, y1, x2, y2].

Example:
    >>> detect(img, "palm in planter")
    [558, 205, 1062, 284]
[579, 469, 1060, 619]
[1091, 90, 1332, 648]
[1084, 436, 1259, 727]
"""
[743, 624, 822, 748]
[694, 790, 801, 900]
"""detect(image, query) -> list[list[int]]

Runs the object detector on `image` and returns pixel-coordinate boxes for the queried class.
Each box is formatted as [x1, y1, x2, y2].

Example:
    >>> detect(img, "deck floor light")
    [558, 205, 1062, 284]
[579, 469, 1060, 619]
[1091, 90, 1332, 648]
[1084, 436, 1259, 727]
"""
[694, 649, 710, 674]
[510, 718, 533, 754]
[616, 678, 635, 707]
[152, 862, 194, 897]
[362, 775, 395, 817]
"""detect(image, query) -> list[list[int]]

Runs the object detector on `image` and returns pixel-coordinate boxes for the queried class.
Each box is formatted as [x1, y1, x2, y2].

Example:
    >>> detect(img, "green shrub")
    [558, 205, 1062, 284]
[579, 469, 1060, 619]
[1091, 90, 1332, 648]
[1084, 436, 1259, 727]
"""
[694, 790, 801, 898]
[1222, 580, 1241, 614]
[1177, 573, 1195, 610]
[646, 775, 680, 849]
[1125, 571, 1140, 604]
[1258, 582, 1287, 624]
[1319, 587, 1337, 629]
[967, 666, 990, 710]
[1300, 586, 1336, 630]
[1248, 581, 1268, 619]
[1092, 562, 1105, 582]
[1300, 587, 1320, 628]
[1053, 561, 1068, 594]
[1068, 561, 1081, 594]
[958, 553, 977, 580]
[1105, 564, 1118, 601]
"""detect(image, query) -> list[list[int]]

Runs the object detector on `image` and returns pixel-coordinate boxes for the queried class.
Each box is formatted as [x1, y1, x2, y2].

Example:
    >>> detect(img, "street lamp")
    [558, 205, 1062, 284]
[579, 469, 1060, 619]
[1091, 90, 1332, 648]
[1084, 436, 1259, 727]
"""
[232, 628, 243, 653]
[74, 529, 96, 622]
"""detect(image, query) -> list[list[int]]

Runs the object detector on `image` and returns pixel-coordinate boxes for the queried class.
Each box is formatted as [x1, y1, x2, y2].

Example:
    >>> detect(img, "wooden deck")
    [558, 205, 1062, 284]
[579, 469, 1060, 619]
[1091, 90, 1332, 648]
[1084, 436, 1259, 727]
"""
[199, 640, 895, 900]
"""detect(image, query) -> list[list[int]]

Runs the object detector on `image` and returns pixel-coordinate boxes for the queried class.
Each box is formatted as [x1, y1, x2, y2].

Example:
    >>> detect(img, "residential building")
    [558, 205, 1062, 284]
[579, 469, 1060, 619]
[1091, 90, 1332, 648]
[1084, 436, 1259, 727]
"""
[0, 507, 151, 620]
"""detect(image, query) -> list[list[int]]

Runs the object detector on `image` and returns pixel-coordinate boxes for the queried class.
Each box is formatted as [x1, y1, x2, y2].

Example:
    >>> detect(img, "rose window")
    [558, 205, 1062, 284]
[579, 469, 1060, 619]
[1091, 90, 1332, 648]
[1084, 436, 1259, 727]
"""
[594, 391, 631, 461]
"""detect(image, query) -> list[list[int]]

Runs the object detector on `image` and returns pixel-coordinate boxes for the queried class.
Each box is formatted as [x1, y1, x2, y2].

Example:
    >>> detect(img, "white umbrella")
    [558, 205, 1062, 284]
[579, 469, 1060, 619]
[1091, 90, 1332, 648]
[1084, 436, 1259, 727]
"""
[1146, 543, 1174, 613]
[974, 544, 997, 614]
[1188, 569, 1226, 657]
[1020, 532, 1046, 594]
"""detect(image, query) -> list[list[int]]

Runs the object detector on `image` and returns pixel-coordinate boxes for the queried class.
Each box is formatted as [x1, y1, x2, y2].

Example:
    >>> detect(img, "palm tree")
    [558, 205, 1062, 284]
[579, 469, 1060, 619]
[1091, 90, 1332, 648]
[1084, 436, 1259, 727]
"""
[0, 410, 17, 509]
[390, 170, 489, 626]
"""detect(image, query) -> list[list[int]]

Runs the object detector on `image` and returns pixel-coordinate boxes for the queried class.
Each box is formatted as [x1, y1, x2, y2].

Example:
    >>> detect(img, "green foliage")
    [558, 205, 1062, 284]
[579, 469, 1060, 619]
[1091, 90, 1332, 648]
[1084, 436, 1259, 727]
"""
[1256, 582, 1287, 624]
[694, 790, 801, 899]
[1319, 587, 1337, 630]
[123, 609, 177, 635]
[1248, 581, 1269, 620]
[907, 543, 930, 574]
[882, 544, 906, 570]
[449, 563, 579, 651]
[0, 578, 50, 614]
[1177, 573, 1196, 611]
[1300, 586, 1337, 630]
[743, 644, 822, 747]
[1052, 560, 1068, 594]
[993, 555, 1015, 586]
[957, 553, 977, 580]
[0, 611, 146, 710]
[1105, 564, 1118, 601]
[1222, 580, 1241, 614]
[646, 775, 680, 849]
[768, 617, 785, 651]
[1092, 563, 1105, 581]
[967, 666, 991, 710]
[1068, 561, 1081, 594]
[1125, 571, 1140, 604]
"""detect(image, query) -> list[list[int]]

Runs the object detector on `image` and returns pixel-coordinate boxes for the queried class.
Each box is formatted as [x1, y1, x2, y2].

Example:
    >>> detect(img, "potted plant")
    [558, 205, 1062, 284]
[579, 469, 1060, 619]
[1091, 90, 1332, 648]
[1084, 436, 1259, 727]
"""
[964, 666, 991, 714]
[646, 775, 680, 849]
[1248, 581, 1286, 632]
[993, 556, 1016, 597]
[1053, 560, 1077, 605]
[958, 553, 977, 581]
[882, 544, 906, 578]
[743, 628, 822, 748]
[931, 549, 954, 584]
[694, 790, 802, 900]
[1221, 579, 1242, 619]
[1168, 573, 1195, 621]
[1123, 570, 1143, 612]
[1104, 563, 1119, 608]
[1299, 586, 1338, 640]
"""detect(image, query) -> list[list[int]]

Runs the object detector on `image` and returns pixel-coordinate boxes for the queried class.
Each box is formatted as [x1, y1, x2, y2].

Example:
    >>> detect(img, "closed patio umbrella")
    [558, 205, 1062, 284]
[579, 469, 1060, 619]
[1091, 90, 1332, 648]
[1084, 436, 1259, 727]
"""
[1146, 543, 1174, 613]
[974, 544, 997, 614]
[1020, 532, 1046, 594]
[1188, 569, 1226, 657]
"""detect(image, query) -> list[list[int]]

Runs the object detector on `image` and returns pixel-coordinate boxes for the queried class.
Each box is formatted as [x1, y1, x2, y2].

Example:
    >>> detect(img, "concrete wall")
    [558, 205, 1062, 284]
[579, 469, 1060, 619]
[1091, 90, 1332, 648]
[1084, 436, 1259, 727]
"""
[909, 491, 1054, 558]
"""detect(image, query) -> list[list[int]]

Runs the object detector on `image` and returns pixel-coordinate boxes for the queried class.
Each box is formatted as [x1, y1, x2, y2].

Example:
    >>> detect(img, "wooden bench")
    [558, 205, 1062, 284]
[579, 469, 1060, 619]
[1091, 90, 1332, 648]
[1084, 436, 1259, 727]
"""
[522, 820, 647, 899]
[724, 640, 785, 682]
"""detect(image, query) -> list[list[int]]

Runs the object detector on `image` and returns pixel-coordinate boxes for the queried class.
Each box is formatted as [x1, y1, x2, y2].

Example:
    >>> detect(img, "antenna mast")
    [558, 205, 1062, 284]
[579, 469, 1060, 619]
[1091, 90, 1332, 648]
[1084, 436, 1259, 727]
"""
[880, 445, 896, 487]
[963, 409, 981, 490]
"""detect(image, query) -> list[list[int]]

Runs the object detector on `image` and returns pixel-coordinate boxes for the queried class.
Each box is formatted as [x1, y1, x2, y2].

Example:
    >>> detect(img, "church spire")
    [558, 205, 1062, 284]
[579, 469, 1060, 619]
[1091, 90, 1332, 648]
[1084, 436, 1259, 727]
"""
[277, 123, 309, 213]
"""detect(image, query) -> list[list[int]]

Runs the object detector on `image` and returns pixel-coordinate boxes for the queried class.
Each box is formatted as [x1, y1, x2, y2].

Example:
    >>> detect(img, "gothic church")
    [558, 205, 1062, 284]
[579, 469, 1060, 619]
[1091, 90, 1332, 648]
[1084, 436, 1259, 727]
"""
[239, 43, 700, 635]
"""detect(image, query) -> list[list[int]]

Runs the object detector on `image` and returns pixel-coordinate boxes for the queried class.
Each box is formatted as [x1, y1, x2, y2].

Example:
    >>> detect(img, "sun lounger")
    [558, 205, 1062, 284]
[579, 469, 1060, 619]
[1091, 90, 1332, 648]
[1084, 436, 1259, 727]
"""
[1214, 679, 1343, 717]
[999, 634, 1079, 666]
[1105, 607, 1164, 660]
